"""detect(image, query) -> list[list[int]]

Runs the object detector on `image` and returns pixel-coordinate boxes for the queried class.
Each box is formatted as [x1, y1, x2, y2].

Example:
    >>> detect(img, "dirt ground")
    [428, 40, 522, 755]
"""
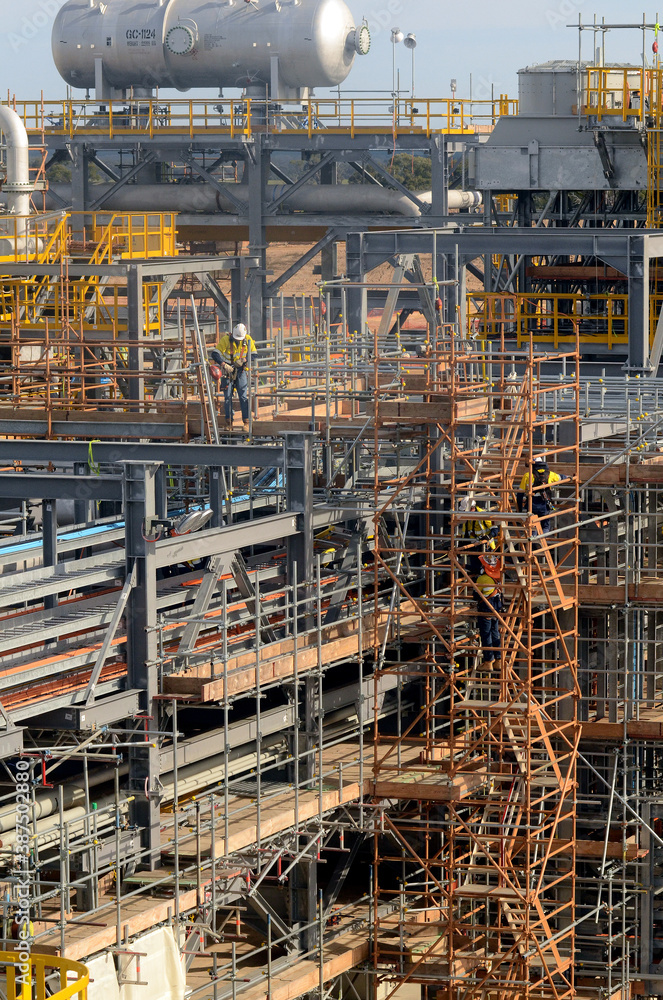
[264, 242, 482, 297]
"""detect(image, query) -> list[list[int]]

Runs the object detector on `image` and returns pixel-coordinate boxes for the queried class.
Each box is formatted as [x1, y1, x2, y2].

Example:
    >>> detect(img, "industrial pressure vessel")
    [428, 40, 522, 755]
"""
[52, 0, 371, 97]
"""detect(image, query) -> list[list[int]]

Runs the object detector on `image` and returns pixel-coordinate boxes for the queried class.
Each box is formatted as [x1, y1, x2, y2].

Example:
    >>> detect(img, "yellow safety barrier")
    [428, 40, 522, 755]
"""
[1, 950, 88, 1000]
[0, 211, 177, 264]
[468, 290, 663, 351]
[581, 65, 662, 124]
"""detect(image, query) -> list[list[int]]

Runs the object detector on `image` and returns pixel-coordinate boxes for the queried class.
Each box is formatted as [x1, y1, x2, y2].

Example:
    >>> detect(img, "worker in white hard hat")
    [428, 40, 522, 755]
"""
[211, 323, 257, 430]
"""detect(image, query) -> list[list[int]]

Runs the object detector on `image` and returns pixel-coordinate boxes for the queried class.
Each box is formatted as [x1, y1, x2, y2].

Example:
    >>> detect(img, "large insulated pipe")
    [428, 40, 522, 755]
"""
[46, 183, 481, 217]
[419, 190, 483, 210]
[0, 106, 31, 235]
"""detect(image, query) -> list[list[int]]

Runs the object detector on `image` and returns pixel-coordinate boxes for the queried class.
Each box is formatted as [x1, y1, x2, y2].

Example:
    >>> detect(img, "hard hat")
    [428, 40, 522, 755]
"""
[232, 323, 248, 341]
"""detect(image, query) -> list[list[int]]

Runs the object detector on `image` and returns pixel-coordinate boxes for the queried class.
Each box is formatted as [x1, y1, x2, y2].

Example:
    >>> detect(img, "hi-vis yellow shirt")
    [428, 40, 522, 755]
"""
[518, 470, 562, 492]
[476, 572, 498, 596]
[217, 332, 257, 368]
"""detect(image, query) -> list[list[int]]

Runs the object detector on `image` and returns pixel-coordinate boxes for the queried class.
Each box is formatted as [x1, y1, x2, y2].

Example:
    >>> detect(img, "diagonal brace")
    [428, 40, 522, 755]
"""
[177, 553, 233, 656]
[89, 153, 157, 211]
[183, 155, 247, 214]
[362, 155, 428, 214]
[231, 552, 277, 642]
[83, 563, 137, 705]
[265, 152, 337, 215]
[266, 229, 341, 297]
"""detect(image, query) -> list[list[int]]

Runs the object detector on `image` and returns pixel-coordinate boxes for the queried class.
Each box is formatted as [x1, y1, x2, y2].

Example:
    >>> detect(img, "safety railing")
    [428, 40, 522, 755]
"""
[469, 291, 635, 350]
[581, 65, 663, 124]
[1, 952, 88, 1000]
[0, 211, 69, 265]
[0, 212, 177, 264]
[88, 212, 178, 262]
[13, 95, 517, 140]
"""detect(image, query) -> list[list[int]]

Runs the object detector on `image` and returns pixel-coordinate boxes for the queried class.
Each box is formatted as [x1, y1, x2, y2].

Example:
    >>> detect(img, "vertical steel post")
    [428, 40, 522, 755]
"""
[123, 461, 161, 865]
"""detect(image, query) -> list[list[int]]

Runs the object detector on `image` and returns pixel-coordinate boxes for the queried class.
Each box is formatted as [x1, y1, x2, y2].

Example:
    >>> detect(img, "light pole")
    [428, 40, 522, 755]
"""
[404, 33, 417, 99]
[391, 27, 404, 101]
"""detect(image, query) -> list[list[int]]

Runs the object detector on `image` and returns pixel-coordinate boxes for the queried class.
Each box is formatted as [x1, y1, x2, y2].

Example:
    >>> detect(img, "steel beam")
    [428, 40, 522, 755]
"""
[0, 728, 24, 759]
[42, 499, 57, 612]
[0, 256, 260, 279]
[37, 690, 142, 730]
[627, 234, 650, 370]
[0, 474, 123, 501]
[126, 263, 144, 401]
[0, 440, 284, 468]
[248, 133, 269, 342]
[154, 511, 298, 569]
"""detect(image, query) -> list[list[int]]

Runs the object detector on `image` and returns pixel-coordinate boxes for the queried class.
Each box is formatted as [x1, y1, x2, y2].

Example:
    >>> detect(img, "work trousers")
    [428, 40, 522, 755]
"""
[223, 371, 248, 421]
[477, 596, 501, 661]
[532, 503, 550, 534]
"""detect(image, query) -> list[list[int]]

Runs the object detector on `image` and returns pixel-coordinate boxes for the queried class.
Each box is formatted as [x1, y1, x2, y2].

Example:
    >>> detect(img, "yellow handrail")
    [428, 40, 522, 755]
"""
[0, 212, 177, 264]
[14, 96, 518, 140]
[2, 950, 88, 1000]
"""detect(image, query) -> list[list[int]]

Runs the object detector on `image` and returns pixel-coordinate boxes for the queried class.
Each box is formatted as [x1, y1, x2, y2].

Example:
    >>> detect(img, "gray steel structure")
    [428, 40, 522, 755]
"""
[41, 128, 450, 338]
[345, 226, 663, 370]
[474, 62, 648, 197]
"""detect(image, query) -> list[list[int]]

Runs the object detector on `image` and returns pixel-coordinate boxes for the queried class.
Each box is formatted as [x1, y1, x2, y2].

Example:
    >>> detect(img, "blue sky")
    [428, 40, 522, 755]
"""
[1, 0, 653, 103]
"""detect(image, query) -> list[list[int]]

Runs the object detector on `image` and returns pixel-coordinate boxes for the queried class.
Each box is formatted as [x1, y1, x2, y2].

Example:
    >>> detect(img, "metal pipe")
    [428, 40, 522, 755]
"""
[0, 106, 31, 231]
[46, 183, 481, 218]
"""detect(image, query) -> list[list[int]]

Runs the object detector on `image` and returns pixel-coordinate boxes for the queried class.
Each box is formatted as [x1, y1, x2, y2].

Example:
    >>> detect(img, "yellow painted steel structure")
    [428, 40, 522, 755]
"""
[14, 95, 517, 141]
[582, 65, 661, 124]
[2, 952, 88, 1000]
[578, 65, 663, 226]
[0, 211, 176, 407]
[0, 211, 178, 265]
[469, 291, 663, 350]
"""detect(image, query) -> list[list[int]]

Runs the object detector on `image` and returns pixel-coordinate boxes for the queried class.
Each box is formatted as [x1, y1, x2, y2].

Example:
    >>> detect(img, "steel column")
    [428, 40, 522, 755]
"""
[123, 462, 161, 865]
[126, 263, 144, 401]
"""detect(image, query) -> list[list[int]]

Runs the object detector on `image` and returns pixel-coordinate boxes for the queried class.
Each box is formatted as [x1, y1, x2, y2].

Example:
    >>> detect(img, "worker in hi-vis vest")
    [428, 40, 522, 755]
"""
[517, 457, 563, 534]
[459, 496, 498, 575]
[475, 569, 503, 670]
[210, 323, 257, 429]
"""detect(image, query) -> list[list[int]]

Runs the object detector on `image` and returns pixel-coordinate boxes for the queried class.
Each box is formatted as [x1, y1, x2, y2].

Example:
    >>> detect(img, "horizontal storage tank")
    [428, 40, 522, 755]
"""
[52, 0, 370, 99]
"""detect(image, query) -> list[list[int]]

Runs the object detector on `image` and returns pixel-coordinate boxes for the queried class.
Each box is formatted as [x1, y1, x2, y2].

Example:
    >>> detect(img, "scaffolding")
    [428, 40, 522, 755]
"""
[3, 214, 663, 1000]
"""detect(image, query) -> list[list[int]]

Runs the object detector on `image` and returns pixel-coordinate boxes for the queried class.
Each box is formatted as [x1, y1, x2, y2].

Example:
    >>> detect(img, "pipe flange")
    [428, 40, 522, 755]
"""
[2, 182, 33, 193]
[354, 24, 371, 56]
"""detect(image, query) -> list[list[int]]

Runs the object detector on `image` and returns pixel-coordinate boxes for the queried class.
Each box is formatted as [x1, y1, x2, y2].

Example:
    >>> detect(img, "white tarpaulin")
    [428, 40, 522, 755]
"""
[86, 951, 121, 1000]
[119, 926, 186, 1000]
